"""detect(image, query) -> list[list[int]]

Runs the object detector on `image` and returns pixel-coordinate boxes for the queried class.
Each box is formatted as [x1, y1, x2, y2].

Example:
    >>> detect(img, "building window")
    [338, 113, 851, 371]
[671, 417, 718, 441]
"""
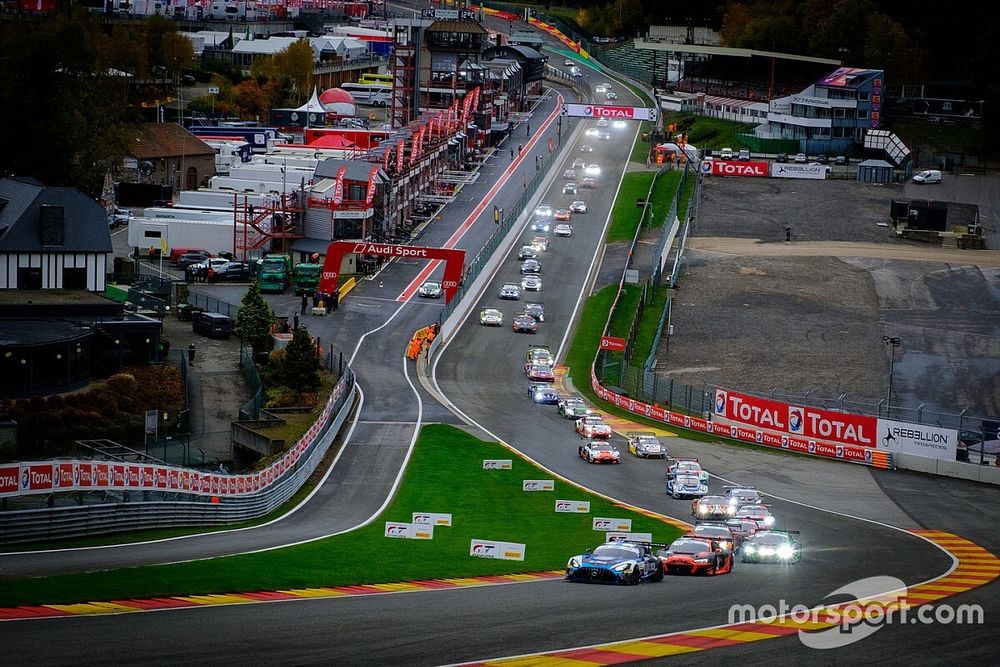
[834, 108, 846, 118]
[63, 267, 87, 290]
[858, 92, 869, 101]
[857, 109, 868, 119]
[17, 266, 42, 289]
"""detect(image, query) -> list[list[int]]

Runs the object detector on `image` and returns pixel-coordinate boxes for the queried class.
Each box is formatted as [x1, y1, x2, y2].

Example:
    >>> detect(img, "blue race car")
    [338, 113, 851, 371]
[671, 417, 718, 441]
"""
[566, 541, 664, 584]
[667, 474, 708, 499]
[529, 384, 560, 404]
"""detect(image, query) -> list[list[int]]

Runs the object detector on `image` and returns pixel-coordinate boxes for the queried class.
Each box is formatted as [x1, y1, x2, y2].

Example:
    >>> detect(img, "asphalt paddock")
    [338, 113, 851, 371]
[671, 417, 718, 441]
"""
[657, 176, 1000, 422]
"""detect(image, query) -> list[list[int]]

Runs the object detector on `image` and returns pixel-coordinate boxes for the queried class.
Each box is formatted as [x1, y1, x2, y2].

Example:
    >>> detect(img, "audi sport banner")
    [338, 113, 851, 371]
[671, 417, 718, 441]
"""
[705, 160, 768, 178]
[714, 388, 877, 448]
[876, 419, 957, 461]
[771, 162, 827, 180]
[562, 103, 657, 121]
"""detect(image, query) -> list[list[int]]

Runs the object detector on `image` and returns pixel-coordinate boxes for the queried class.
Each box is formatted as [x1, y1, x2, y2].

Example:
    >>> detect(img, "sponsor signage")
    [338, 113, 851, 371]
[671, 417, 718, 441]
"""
[412, 512, 452, 526]
[470, 539, 526, 561]
[385, 522, 412, 539]
[607, 531, 653, 543]
[562, 103, 657, 121]
[20, 464, 53, 492]
[877, 419, 957, 461]
[350, 242, 432, 259]
[554, 500, 591, 513]
[771, 163, 827, 180]
[593, 517, 632, 531]
[0, 464, 19, 496]
[522, 479, 555, 491]
[710, 160, 768, 177]
[482, 459, 513, 470]
[600, 336, 626, 352]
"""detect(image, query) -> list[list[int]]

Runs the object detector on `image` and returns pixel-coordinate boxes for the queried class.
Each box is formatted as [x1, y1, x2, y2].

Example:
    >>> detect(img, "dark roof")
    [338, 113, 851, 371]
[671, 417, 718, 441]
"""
[0, 178, 112, 253]
[427, 20, 488, 34]
[128, 123, 215, 159]
[484, 44, 545, 62]
[313, 159, 389, 183]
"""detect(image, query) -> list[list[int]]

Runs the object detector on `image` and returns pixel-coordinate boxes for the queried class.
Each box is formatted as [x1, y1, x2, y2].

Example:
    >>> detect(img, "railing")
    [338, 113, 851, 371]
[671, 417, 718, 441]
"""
[239, 342, 263, 421]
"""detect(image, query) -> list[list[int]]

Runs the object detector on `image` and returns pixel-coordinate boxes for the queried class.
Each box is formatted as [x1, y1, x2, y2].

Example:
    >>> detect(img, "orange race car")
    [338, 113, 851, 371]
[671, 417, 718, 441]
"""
[656, 535, 734, 576]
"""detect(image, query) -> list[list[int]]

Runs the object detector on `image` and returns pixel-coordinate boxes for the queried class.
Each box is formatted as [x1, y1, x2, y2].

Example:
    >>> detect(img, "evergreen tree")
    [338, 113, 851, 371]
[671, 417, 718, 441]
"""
[234, 281, 274, 356]
[278, 327, 321, 394]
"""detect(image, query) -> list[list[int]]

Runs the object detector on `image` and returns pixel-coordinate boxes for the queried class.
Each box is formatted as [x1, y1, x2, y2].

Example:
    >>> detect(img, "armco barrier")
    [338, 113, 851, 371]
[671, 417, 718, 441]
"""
[590, 371, 893, 469]
[0, 371, 357, 544]
[894, 453, 1000, 485]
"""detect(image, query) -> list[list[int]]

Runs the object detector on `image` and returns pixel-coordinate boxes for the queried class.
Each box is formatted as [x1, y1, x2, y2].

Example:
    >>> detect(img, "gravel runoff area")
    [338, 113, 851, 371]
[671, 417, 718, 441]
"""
[656, 175, 1000, 424]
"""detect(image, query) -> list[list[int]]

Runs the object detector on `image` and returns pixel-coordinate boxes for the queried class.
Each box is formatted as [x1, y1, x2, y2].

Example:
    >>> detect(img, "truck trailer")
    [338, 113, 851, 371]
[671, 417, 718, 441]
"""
[128, 217, 252, 257]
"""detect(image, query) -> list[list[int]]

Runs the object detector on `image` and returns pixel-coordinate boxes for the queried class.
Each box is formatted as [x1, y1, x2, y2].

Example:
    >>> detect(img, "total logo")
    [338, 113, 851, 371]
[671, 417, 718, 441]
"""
[21, 468, 29, 490]
[583, 105, 634, 119]
[715, 390, 727, 415]
[788, 407, 805, 434]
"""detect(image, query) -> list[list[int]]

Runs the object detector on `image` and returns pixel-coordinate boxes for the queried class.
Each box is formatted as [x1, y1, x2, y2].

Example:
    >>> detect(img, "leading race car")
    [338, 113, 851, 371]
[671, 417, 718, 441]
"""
[656, 536, 733, 576]
[734, 503, 776, 529]
[625, 431, 666, 458]
[418, 281, 442, 298]
[666, 474, 708, 499]
[566, 541, 663, 584]
[576, 413, 613, 439]
[525, 363, 554, 382]
[691, 494, 734, 520]
[579, 440, 621, 464]
[665, 458, 710, 484]
[740, 530, 801, 563]
[479, 308, 503, 327]
[528, 384, 561, 404]
[558, 395, 589, 419]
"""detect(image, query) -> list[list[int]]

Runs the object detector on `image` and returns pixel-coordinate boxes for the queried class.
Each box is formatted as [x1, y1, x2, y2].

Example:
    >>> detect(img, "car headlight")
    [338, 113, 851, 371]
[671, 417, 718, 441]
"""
[777, 545, 795, 560]
[694, 558, 710, 564]
[698, 506, 709, 514]
[612, 562, 631, 572]
[726, 506, 736, 515]
[744, 545, 756, 554]
[764, 516, 775, 526]
[719, 541, 731, 551]
[568, 557, 581, 568]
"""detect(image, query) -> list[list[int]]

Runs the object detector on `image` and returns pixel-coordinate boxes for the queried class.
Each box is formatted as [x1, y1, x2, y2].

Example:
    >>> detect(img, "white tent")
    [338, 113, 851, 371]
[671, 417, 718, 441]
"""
[655, 142, 699, 160]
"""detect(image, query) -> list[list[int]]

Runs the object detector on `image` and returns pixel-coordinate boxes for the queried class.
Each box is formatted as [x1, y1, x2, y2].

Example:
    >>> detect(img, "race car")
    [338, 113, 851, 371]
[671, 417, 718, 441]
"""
[534, 205, 553, 217]
[626, 431, 666, 458]
[566, 541, 663, 584]
[525, 345, 554, 368]
[665, 458, 710, 484]
[580, 144, 594, 153]
[512, 313, 537, 334]
[521, 274, 542, 291]
[562, 169, 577, 180]
[579, 440, 621, 464]
[691, 494, 734, 520]
[569, 200, 587, 213]
[418, 281, 442, 298]
[585, 164, 601, 176]
[525, 363, 555, 382]
[558, 395, 589, 419]
[517, 245, 538, 261]
[554, 223, 573, 237]
[499, 283, 521, 300]
[692, 521, 736, 553]
[562, 182, 578, 195]
[581, 177, 597, 188]
[571, 158, 585, 169]
[576, 413, 613, 439]
[584, 128, 600, 138]
[726, 485, 762, 509]
[530, 218, 551, 233]
[725, 518, 760, 547]
[479, 308, 503, 327]
[740, 530, 801, 563]
[523, 302, 545, 322]
[530, 236, 549, 252]
[656, 536, 733, 576]
[666, 474, 708, 499]
[520, 258, 541, 274]
[596, 118, 609, 128]
[734, 504, 776, 529]
[528, 384, 561, 404]
[554, 209, 571, 221]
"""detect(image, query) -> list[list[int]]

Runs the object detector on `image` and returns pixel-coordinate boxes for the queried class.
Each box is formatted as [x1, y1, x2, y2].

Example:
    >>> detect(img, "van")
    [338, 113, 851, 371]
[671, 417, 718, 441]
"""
[720, 147, 734, 160]
[912, 169, 942, 184]
[192, 312, 232, 339]
[738, 148, 751, 161]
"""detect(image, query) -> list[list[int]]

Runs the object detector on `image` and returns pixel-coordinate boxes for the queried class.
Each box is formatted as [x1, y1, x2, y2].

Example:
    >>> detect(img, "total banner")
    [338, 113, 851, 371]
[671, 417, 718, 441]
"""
[707, 160, 768, 178]
[876, 419, 957, 461]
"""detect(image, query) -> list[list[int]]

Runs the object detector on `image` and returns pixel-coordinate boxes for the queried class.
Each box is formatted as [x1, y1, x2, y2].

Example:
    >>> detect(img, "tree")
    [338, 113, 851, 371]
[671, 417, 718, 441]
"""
[161, 31, 195, 84]
[276, 328, 321, 394]
[234, 281, 274, 356]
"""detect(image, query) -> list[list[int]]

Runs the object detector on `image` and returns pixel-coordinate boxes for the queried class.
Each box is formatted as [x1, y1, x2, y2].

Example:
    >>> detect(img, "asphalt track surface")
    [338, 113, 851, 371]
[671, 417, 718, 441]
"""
[3, 27, 1000, 667]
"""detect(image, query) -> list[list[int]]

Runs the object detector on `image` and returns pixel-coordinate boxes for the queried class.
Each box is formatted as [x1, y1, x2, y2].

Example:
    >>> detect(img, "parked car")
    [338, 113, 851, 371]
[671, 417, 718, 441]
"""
[834, 155, 850, 165]
[738, 149, 751, 161]
[213, 261, 252, 282]
[109, 207, 131, 228]
[720, 147, 734, 159]
[175, 251, 212, 268]
[793, 153, 808, 163]
[912, 169, 942, 184]
[775, 152, 788, 163]
[815, 154, 829, 164]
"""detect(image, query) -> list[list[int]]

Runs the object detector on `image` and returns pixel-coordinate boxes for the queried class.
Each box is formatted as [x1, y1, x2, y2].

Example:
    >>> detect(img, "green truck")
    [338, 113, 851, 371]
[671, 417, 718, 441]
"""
[257, 254, 291, 293]
[291, 262, 322, 297]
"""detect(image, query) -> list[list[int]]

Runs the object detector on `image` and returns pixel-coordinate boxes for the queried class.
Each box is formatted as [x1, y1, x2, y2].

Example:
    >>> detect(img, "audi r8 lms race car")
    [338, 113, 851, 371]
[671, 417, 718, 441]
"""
[569, 200, 587, 213]
[734, 504, 776, 529]
[566, 541, 663, 584]
[525, 363, 555, 382]
[626, 431, 666, 458]
[517, 245, 538, 261]
[525, 345, 554, 368]
[418, 281, 442, 298]
[740, 531, 801, 563]
[521, 274, 542, 291]
[665, 458, 710, 484]
[692, 521, 736, 552]
[656, 536, 733, 576]
[726, 485, 762, 509]
[579, 440, 621, 464]
[558, 395, 589, 419]
[554, 223, 573, 237]
[512, 313, 537, 334]
[479, 308, 503, 327]
[691, 494, 734, 520]
[528, 384, 561, 404]
[522, 302, 545, 322]
[666, 474, 708, 499]
[576, 413, 613, 439]
[499, 283, 521, 300]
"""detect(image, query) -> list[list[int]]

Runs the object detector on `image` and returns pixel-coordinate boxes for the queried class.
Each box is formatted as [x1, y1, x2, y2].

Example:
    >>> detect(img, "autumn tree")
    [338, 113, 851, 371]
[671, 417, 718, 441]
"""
[251, 39, 315, 106]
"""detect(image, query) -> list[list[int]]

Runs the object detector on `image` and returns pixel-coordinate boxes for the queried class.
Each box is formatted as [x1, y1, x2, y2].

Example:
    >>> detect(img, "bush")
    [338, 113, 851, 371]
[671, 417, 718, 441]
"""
[264, 386, 298, 409]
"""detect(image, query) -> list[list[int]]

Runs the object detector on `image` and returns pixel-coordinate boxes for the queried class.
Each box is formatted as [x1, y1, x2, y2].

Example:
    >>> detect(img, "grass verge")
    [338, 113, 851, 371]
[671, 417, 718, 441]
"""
[607, 172, 654, 242]
[665, 113, 754, 153]
[0, 425, 683, 607]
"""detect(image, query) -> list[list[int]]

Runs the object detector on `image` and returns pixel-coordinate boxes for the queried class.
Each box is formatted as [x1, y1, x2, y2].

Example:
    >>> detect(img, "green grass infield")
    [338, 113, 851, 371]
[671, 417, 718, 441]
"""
[0, 424, 683, 607]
